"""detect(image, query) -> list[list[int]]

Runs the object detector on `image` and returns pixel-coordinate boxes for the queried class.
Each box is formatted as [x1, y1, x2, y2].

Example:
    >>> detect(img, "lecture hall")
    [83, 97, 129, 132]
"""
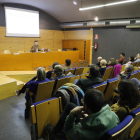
[0, 0, 140, 140]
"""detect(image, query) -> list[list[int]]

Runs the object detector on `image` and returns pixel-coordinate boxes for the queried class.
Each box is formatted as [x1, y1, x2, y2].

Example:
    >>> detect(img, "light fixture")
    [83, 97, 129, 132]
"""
[79, 0, 137, 11]
[95, 16, 99, 21]
[73, 1, 77, 5]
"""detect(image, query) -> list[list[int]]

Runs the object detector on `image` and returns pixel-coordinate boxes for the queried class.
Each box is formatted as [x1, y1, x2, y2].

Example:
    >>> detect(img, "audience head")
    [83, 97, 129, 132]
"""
[52, 62, 59, 70]
[120, 53, 125, 58]
[65, 59, 71, 66]
[125, 64, 133, 73]
[89, 64, 100, 77]
[97, 57, 102, 62]
[136, 53, 140, 59]
[129, 56, 134, 62]
[108, 58, 117, 66]
[118, 79, 140, 109]
[37, 67, 46, 81]
[84, 89, 104, 114]
[34, 40, 38, 46]
[54, 65, 64, 76]
[100, 59, 107, 67]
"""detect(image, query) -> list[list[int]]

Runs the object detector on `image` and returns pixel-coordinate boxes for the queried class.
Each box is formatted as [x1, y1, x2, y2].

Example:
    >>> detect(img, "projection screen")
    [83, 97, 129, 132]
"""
[5, 6, 40, 37]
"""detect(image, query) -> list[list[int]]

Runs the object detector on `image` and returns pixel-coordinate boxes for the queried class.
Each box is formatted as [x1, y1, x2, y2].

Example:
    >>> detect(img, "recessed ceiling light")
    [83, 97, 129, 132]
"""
[95, 17, 99, 21]
[79, 0, 137, 11]
[73, 1, 77, 5]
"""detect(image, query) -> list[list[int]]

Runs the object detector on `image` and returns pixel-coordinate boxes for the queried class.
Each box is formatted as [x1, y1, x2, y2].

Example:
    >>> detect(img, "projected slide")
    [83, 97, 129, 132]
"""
[5, 7, 39, 37]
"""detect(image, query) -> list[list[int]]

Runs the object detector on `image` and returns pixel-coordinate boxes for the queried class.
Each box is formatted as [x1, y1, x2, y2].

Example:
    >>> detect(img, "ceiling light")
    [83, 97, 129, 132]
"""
[95, 17, 99, 21]
[79, 0, 137, 11]
[73, 1, 77, 5]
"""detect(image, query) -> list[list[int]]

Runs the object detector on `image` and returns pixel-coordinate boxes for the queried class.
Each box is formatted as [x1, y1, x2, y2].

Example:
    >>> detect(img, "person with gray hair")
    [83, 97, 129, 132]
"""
[51, 65, 65, 80]
[16, 67, 50, 96]
[96, 56, 102, 67]
[117, 64, 134, 80]
[135, 53, 140, 62]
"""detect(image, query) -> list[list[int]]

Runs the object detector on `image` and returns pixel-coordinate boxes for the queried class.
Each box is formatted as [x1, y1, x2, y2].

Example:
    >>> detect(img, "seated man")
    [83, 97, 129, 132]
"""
[117, 64, 133, 80]
[45, 89, 119, 140]
[46, 62, 59, 79]
[76, 64, 103, 92]
[30, 40, 44, 52]
[50, 65, 65, 80]
[117, 52, 125, 64]
[96, 56, 102, 67]
[64, 59, 72, 70]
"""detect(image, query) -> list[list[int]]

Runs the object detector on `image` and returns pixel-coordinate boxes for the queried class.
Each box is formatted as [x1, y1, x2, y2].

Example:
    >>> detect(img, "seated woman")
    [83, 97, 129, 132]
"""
[99, 59, 107, 76]
[126, 56, 134, 64]
[16, 67, 50, 97]
[46, 62, 59, 79]
[50, 65, 65, 80]
[111, 79, 140, 122]
[108, 58, 117, 67]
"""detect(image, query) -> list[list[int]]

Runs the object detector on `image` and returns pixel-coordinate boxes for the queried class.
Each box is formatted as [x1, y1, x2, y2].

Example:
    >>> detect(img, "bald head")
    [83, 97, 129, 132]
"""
[97, 57, 102, 62]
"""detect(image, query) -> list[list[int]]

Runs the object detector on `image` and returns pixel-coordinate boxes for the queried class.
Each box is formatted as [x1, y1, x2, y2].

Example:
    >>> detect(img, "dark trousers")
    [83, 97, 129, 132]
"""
[19, 84, 28, 94]
[52, 102, 82, 133]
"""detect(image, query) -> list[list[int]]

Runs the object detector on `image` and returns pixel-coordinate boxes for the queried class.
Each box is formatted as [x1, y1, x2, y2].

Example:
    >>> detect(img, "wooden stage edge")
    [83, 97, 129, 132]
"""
[0, 71, 37, 100]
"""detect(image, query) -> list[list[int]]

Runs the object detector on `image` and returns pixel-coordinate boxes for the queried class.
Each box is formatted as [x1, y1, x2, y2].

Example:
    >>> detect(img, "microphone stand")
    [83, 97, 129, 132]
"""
[10, 47, 12, 54]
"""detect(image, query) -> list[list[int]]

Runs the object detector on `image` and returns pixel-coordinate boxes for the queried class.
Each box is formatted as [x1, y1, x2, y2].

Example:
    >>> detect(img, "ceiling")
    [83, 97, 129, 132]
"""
[0, 0, 140, 22]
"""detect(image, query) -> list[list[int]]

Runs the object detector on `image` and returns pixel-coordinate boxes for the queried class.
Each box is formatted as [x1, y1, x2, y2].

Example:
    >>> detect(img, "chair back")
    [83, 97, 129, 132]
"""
[74, 67, 84, 75]
[83, 67, 89, 74]
[31, 97, 62, 139]
[136, 70, 140, 80]
[102, 67, 113, 81]
[109, 67, 115, 79]
[64, 69, 75, 75]
[51, 72, 55, 78]
[129, 107, 140, 137]
[100, 115, 134, 140]
[55, 77, 71, 92]
[92, 82, 107, 94]
[131, 62, 137, 67]
[127, 71, 138, 80]
[121, 64, 126, 72]
[122, 60, 127, 65]
[80, 73, 87, 79]
[35, 81, 55, 102]
[136, 61, 140, 67]
[104, 77, 120, 102]
[133, 66, 139, 71]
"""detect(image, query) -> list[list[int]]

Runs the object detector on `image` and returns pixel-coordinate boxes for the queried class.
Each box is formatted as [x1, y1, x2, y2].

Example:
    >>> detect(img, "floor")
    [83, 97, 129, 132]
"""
[0, 95, 140, 140]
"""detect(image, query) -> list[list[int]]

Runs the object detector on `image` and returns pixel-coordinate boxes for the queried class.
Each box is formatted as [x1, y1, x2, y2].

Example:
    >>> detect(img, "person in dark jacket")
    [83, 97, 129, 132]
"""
[76, 64, 104, 92]
[46, 62, 59, 79]
[99, 59, 107, 76]
[50, 65, 65, 80]
[96, 56, 102, 67]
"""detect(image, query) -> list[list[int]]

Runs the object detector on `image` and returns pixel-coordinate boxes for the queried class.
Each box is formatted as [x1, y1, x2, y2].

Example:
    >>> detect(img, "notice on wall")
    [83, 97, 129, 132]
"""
[95, 34, 98, 39]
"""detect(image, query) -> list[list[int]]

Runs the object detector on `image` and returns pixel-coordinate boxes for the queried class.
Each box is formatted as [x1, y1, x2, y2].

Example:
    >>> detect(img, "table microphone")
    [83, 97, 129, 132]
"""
[10, 47, 12, 54]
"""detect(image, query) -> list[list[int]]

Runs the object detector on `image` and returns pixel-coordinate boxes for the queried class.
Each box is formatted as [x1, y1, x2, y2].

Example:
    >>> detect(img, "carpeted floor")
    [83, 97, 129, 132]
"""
[0, 94, 140, 140]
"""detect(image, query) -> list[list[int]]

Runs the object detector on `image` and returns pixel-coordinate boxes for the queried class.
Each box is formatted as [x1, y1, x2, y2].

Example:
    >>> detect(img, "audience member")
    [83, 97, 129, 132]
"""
[16, 67, 50, 97]
[45, 89, 119, 140]
[76, 64, 103, 92]
[135, 53, 140, 62]
[111, 80, 140, 122]
[117, 53, 125, 64]
[117, 64, 133, 80]
[126, 56, 134, 64]
[50, 65, 65, 80]
[64, 59, 72, 70]
[96, 57, 102, 67]
[100, 59, 107, 76]
[131, 78, 140, 90]
[46, 62, 59, 79]
[108, 58, 117, 67]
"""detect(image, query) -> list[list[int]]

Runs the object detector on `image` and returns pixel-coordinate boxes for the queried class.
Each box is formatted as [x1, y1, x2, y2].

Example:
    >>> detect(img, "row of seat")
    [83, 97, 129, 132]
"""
[30, 96, 140, 140]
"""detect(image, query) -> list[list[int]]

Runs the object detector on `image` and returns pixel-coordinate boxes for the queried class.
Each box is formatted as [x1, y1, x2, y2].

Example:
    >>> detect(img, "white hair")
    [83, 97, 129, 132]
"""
[37, 67, 46, 80]
[125, 64, 133, 72]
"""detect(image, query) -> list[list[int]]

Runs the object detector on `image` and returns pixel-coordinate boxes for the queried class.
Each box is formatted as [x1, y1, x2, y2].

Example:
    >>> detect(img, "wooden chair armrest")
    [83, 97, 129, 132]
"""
[26, 88, 29, 92]
[29, 92, 34, 96]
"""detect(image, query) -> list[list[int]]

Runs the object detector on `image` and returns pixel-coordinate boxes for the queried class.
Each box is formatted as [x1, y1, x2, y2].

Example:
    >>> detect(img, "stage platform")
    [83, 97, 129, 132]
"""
[0, 71, 37, 100]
